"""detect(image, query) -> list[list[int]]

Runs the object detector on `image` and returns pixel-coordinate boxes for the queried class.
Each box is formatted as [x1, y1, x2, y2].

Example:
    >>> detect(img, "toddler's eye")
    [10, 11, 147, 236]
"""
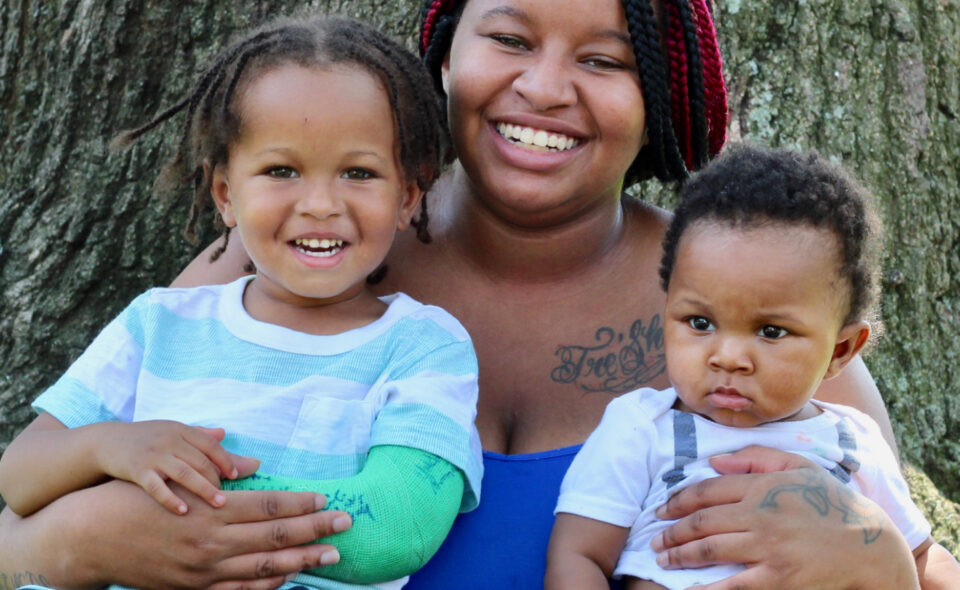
[267, 166, 298, 179]
[759, 325, 788, 339]
[688, 316, 714, 332]
[341, 168, 376, 180]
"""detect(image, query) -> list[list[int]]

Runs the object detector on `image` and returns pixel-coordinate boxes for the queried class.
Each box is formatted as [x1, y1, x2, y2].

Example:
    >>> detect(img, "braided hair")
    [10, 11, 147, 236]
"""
[417, 0, 728, 184]
[115, 15, 448, 253]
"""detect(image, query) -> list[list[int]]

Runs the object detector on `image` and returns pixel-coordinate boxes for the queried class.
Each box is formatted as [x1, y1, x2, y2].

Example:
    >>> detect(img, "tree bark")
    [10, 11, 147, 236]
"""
[2, 0, 958, 554]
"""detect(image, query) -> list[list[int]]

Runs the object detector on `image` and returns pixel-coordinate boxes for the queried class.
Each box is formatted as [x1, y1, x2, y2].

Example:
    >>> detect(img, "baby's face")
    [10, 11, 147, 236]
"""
[664, 221, 850, 427]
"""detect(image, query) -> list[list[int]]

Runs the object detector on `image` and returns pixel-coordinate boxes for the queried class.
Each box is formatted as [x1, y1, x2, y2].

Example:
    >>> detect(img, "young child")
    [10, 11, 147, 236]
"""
[545, 144, 960, 589]
[0, 15, 482, 590]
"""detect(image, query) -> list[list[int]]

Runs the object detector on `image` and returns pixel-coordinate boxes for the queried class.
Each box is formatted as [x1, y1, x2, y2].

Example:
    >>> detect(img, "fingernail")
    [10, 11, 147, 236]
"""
[333, 515, 351, 532]
[650, 533, 664, 552]
[320, 550, 340, 565]
[178, 504, 188, 514]
[230, 467, 238, 479]
[214, 493, 226, 506]
[655, 505, 666, 518]
[284, 573, 298, 583]
[656, 552, 669, 567]
[315, 495, 327, 511]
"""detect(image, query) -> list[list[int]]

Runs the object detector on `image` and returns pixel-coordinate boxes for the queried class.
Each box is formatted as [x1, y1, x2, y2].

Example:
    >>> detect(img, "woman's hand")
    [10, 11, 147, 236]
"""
[651, 446, 920, 590]
[0, 478, 352, 590]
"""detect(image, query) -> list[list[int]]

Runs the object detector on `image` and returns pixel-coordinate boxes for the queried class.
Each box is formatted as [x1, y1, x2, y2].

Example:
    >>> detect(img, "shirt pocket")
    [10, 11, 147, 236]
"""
[285, 395, 378, 465]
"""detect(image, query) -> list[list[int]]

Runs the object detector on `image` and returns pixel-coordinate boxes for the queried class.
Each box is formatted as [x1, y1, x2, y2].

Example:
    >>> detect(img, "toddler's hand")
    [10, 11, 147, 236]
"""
[96, 420, 248, 515]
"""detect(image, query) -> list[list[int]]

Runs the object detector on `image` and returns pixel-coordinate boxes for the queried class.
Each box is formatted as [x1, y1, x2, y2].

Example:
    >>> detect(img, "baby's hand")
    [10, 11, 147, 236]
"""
[96, 421, 248, 515]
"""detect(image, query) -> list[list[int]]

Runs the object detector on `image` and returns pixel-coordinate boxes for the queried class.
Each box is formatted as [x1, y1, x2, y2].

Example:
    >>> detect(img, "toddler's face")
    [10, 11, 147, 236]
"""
[664, 221, 858, 427]
[211, 63, 421, 308]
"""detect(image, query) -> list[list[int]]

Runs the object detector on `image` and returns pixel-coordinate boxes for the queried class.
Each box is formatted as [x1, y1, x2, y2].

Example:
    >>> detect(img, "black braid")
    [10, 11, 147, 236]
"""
[622, 0, 687, 182]
[675, 0, 708, 169]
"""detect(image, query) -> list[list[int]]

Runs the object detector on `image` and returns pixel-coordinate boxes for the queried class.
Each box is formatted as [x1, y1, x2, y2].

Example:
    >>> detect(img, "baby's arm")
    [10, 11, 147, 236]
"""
[223, 444, 463, 584]
[545, 513, 630, 590]
[914, 538, 960, 590]
[0, 411, 243, 516]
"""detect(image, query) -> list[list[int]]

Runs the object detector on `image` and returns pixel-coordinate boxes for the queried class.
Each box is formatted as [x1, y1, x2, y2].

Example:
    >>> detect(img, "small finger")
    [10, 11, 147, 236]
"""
[657, 474, 756, 519]
[654, 502, 752, 551]
[220, 489, 327, 524]
[138, 471, 189, 515]
[225, 508, 352, 554]
[194, 425, 227, 441]
[213, 543, 343, 582]
[655, 531, 757, 570]
[709, 445, 816, 475]
[185, 427, 239, 480]
[167, 458, 227, 508]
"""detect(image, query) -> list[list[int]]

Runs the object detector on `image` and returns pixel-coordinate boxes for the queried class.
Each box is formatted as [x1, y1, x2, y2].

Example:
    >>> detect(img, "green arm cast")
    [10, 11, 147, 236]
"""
[222, 445, 464, 584]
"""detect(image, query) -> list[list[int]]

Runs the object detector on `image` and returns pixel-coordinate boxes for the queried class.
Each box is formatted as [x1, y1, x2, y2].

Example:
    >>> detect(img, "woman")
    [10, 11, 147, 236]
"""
[0, 0, 919, 588]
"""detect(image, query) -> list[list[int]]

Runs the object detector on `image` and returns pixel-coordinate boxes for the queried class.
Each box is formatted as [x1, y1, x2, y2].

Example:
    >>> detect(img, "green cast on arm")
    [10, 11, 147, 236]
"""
[222, 445, 464, 584]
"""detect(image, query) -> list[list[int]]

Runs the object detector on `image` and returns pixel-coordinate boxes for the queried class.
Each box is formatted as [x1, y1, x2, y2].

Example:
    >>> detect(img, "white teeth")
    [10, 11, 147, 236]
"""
[294, 238, 344, 257]
[496, 122, 580, 152]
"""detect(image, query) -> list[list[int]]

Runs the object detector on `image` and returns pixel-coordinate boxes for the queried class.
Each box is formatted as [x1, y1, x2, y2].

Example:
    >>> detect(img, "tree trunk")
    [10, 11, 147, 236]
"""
[2, 0, 958, 554]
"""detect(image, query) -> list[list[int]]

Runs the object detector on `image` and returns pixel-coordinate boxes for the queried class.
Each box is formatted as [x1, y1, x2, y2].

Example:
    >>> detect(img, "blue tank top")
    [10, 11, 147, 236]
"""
[406, 445, 621, 589]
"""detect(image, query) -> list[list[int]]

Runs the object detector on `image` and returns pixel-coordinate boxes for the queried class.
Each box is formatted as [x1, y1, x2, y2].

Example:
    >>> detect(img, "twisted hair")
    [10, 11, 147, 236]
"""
[659, 144, 885, 327]
[114, 15, 448, 252]
[417, 0, 728, 184]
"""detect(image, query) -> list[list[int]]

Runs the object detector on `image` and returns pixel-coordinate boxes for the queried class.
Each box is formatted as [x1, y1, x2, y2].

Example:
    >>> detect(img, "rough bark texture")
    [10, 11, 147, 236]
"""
[1, 0, 958, 553]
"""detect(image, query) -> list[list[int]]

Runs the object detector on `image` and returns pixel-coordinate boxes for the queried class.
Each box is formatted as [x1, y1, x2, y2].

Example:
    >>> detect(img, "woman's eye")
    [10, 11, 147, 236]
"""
[491, 34, 528, 50]
[267, 166, 298, 179]
[583, 57, 625, 71]
[341, 168, 376, 180]
[759, 325, 789, 339]
[688, 316, 714, 332]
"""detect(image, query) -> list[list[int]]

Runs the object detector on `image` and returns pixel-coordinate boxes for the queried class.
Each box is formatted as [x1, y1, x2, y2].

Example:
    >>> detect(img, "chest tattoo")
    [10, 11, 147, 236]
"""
[550, 315, 666, 393]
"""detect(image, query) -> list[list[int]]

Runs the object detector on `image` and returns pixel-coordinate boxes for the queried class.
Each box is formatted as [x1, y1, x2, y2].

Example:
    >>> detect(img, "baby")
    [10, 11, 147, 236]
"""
[545, 144, 960, 589]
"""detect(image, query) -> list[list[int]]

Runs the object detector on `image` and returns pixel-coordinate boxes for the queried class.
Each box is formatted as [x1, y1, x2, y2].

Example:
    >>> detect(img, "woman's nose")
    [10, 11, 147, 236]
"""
[512, 50, 577, 111]
[707, 337, 754, 374]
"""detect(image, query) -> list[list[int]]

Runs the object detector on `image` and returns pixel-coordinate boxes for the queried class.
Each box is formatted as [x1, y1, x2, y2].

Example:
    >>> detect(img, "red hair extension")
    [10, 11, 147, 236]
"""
[665, 0, 693, 170]
[690, 0, 727, 157]
[420, 0, 456, 53]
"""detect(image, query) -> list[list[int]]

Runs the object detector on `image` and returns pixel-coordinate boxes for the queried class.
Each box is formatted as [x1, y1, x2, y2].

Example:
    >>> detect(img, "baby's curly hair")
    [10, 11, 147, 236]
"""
[114, 15, 448, 253]
[659, 143, 884, 327]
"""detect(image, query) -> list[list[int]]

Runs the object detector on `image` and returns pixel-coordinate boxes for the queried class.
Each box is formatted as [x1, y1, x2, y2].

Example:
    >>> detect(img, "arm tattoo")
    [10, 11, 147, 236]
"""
[1, 572, 51, 590]
[551, 316, 666, 393]
[760, 468, 885, 545]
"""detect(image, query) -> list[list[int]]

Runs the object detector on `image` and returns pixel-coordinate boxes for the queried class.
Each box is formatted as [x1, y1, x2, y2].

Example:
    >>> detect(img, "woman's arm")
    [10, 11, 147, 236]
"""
[653, 446, 920, 590]
[0, 478, 351, 590]
[814, 355, 898, 454]
[172, 234, 252, 288]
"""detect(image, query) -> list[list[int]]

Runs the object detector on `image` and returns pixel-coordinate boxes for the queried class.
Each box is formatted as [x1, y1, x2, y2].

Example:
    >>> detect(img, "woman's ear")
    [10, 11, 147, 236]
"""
[441, 51, 451, 95]
[208, 162, 237, 228]
[824, 320, 871, 380]
[396, 180, 425, 231]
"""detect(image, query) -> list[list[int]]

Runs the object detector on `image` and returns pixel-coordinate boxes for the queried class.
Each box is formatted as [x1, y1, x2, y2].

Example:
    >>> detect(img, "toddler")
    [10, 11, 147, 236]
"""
[545, 144, 959, 589]
[0, 15, 482, 590]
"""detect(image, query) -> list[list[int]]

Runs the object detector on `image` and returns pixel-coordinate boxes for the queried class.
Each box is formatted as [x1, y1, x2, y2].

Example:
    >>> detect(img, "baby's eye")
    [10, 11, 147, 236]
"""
[688, 316, 714, 332]
[491, 34, 529, 51]
[759, 325, 789, 339]
[267, 166, 298, 179]
[341, 168, 377, 180]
